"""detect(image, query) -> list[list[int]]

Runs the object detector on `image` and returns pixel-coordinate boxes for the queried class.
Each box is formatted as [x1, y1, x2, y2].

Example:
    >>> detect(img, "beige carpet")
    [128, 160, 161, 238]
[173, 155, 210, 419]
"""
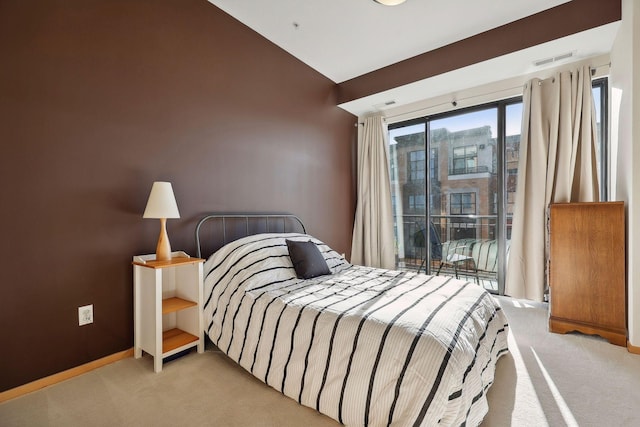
[1, 296, 640, 426]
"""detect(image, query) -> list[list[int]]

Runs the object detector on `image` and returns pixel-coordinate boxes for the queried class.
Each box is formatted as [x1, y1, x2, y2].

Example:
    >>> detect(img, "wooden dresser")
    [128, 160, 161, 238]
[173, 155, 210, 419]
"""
[548, 201, 626, 346]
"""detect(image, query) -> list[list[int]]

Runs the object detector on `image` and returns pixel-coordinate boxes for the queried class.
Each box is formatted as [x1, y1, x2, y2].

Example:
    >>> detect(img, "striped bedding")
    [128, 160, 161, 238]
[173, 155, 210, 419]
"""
[203, 233, 508, 427]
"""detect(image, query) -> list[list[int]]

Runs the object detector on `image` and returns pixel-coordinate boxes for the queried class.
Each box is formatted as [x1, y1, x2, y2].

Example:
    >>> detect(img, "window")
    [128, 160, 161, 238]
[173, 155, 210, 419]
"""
[450, 192, 476, 215]
[408, 150, 425, 181]
[452, 145, 478, 175]
[409, 194, 426, 212]
[505, 103, 522, 232]
[387, 77, 608, 296]
[506, 169, 518, 190]
[429, 148, 438, 179]
[390, 160, 397, 182]
[592, 77, 608, 200]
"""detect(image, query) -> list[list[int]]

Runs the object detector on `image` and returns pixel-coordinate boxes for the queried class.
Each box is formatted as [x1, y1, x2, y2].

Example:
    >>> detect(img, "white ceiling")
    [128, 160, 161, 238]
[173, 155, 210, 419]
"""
[207, 0, 619, 116]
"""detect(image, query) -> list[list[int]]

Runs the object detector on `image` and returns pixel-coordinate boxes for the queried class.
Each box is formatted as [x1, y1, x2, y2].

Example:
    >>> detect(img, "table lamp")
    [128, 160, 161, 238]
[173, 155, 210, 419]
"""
[143, 181, 180, 261]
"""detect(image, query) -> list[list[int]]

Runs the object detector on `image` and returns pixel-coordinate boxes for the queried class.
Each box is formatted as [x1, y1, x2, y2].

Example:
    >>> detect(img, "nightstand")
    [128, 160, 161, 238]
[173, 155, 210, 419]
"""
[133, 251, 205, 372]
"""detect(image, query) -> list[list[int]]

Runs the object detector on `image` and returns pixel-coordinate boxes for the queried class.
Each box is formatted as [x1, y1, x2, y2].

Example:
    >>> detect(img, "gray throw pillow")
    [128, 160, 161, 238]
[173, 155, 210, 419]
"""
[286, 239, 331, 279]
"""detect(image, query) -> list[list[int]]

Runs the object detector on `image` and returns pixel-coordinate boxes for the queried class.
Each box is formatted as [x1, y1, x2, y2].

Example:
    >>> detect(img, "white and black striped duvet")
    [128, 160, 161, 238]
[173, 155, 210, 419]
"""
[203, 233, 508, 427]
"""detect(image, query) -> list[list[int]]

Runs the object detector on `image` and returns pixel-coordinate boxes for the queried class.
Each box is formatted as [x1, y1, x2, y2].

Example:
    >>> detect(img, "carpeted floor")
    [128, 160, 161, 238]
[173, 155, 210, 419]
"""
[1, 296, 639, 426]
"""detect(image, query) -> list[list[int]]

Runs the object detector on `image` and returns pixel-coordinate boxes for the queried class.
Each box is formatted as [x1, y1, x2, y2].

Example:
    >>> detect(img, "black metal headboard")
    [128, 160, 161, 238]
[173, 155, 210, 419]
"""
[195, 213, 306, 259]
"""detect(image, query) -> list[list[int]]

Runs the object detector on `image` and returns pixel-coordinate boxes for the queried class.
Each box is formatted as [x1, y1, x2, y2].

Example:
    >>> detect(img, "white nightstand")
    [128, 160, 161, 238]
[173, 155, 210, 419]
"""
[133, 251, 204, 372]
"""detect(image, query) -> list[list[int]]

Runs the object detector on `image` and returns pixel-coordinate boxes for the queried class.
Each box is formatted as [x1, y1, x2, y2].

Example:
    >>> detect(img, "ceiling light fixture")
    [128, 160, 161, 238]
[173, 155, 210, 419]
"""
[373, 0, 407, 6]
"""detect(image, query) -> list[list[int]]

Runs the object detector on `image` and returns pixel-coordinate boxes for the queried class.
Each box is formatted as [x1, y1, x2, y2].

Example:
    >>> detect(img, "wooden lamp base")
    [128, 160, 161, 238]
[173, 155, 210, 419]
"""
[155, 218, 172, 261]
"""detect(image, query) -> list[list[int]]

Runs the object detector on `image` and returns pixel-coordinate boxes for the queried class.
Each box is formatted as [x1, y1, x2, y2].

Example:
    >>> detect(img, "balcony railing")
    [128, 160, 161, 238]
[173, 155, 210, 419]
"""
[393, 213, 513, 292]
[448, 165, 490, 175]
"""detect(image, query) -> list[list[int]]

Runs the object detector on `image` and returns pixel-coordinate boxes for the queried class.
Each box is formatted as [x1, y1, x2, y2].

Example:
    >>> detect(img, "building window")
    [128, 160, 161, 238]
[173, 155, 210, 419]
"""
[452, 145, 478, 174]
[507, 168, 518, 193]
[408, 150, 425, 181]
[409, 194, 426, 212]
[450, 192, 476, 215]
[429, 148, 438, 180]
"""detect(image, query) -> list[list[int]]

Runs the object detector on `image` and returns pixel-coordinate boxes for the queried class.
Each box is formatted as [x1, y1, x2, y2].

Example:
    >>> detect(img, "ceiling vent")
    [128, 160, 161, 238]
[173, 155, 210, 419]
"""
[533, 51, 576, 67]
[373, 100, 397, 110]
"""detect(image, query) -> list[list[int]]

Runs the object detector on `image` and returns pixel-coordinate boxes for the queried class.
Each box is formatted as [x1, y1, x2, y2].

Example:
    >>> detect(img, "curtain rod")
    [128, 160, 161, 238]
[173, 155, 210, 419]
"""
[531, 62, 611, 86]
[377, 84, 522, 124]
[357, 61, 611, 125]
[355, 84, 526, 126]
[592, 62, 611, 74]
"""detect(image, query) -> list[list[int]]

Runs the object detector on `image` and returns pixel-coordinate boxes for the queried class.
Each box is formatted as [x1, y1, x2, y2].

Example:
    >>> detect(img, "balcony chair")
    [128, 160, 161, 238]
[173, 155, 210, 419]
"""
[436, 239, 480, 284]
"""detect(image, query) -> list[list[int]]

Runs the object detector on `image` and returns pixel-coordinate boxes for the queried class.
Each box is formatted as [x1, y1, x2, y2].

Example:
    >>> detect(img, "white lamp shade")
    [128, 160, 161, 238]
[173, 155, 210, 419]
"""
[143, 182, 180, 219]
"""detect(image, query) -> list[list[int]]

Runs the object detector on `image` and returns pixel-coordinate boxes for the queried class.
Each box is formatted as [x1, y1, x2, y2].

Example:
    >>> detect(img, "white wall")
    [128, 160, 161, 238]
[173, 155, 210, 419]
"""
[610, 0, 639, 347]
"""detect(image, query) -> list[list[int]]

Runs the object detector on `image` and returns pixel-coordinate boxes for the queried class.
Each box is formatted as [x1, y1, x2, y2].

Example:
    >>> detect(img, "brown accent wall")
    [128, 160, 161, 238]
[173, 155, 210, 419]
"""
[0, 0, 355, 392]
[337, 0, 622, 103]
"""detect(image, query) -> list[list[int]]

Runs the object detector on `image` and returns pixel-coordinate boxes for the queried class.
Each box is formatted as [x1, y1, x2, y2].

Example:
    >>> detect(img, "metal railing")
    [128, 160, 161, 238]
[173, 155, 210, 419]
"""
[448, 165, 490, 175]
[393, 213, 512, 291]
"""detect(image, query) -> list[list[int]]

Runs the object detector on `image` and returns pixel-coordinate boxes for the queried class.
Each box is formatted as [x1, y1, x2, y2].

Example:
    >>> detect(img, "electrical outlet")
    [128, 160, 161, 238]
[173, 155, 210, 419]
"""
[78, 304, 93, 326]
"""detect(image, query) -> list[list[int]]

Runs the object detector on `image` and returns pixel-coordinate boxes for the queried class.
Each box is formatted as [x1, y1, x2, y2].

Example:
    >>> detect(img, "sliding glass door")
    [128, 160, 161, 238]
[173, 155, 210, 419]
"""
[388, 99, 521, 294]
[389, 123, 426, 272]
[429, 108, 500, 291]
[388, 79, 608, 295]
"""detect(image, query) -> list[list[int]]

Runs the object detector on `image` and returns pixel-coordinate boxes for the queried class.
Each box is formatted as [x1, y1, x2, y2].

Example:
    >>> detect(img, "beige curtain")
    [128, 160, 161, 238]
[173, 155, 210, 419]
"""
[351, 115, 395, 269]
[506, 65, 599, 301]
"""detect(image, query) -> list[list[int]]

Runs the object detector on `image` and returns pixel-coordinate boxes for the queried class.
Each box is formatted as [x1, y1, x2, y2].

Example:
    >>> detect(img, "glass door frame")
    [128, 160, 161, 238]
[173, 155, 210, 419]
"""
[389, 97, 523, 295]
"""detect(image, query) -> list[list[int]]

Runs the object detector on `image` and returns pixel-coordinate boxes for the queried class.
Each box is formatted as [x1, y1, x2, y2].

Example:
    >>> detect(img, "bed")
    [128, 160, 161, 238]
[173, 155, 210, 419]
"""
[196, 214, 508, 427]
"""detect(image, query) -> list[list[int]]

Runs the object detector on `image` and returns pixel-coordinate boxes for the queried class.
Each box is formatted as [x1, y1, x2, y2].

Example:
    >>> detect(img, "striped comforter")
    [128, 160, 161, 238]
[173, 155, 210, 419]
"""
[203, 233, 508, 427]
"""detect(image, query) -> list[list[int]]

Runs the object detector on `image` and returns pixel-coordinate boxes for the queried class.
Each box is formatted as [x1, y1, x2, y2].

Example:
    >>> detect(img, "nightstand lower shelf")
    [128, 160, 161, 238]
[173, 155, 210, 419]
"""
[162, 328, 199, 354]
